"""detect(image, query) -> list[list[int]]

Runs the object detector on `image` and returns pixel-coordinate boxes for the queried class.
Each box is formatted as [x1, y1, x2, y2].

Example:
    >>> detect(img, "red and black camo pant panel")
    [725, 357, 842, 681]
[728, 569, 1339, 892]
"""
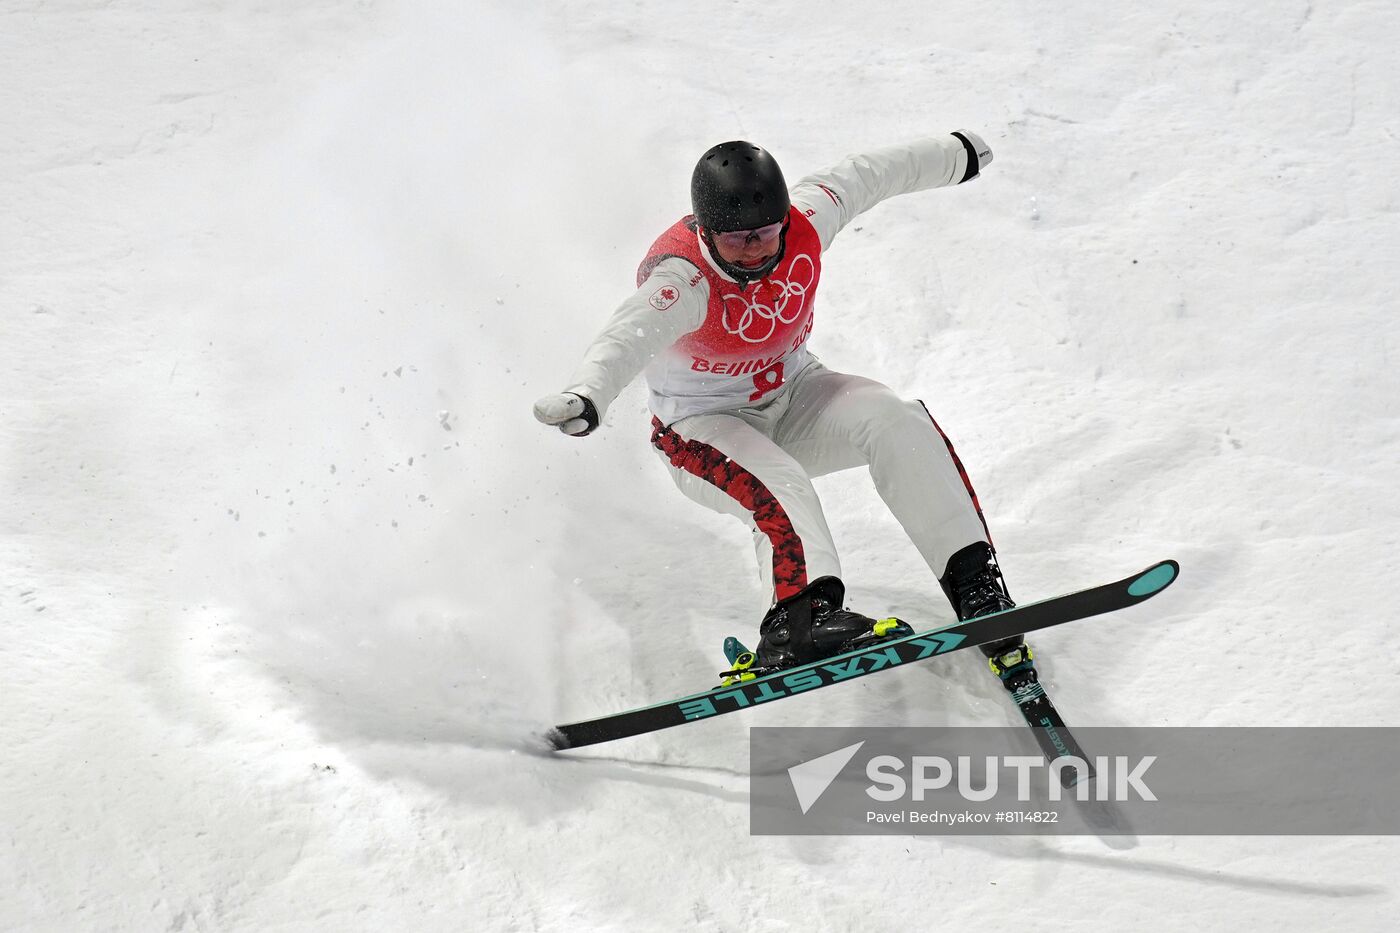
[651, 361, 990, 607]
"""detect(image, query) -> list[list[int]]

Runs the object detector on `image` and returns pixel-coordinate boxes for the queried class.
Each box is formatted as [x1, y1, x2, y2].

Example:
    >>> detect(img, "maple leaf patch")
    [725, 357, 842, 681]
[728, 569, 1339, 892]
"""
[649, 285, 680, 311]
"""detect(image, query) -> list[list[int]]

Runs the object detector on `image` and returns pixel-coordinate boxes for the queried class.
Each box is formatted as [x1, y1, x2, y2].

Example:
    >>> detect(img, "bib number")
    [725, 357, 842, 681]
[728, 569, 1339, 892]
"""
[749, 362, 785, 402]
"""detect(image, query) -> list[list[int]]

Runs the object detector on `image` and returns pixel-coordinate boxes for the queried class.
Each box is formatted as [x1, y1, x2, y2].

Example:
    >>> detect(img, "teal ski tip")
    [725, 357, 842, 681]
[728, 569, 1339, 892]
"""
[1126, 560, 1179, 598]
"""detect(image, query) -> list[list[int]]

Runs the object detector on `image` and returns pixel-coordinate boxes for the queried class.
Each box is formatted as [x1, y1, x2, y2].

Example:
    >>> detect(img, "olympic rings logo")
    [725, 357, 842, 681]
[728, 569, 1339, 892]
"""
[719, 253, 816, 344]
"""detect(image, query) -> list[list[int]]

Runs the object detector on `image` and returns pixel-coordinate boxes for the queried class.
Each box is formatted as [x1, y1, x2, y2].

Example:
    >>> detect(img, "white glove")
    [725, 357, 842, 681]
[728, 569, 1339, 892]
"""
[533, 392, 599, 437]
[951, 130, 992, 183]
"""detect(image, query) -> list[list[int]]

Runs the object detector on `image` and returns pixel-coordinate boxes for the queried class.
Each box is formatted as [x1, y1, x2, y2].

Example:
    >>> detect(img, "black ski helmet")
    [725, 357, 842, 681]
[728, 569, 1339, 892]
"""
[690, 141, 789, 232]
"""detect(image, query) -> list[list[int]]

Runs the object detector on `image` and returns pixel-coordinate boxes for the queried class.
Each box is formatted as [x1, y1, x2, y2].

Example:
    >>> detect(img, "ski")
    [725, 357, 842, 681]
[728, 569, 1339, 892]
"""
[999, 669, 1096, 786]
[546, 559, 1178, 751]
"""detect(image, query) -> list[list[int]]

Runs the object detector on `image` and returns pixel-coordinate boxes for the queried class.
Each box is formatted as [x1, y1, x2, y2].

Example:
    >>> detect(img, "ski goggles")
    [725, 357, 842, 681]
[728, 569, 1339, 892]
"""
[710, 219, 786, 251]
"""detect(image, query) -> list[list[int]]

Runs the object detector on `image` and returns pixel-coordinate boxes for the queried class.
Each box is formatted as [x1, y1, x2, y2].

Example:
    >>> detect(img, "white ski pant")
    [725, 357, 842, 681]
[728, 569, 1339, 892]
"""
[650, 361, 990, 605]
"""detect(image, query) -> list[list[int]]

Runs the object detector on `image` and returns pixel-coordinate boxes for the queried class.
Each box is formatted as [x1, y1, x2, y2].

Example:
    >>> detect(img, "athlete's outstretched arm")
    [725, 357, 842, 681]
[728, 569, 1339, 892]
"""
[534, 256, 706, 436]
[792, 131, 993, 250]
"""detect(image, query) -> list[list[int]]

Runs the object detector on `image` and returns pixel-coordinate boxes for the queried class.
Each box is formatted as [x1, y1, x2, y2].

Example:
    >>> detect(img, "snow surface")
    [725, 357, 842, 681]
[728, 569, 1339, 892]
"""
[3, 0, 1398, 930]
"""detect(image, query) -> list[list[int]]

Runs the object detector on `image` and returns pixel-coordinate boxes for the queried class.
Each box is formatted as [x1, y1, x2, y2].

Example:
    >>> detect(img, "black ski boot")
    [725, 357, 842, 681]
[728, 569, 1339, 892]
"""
[939, 542, 1038, 691]
[751, 576, 907, 671]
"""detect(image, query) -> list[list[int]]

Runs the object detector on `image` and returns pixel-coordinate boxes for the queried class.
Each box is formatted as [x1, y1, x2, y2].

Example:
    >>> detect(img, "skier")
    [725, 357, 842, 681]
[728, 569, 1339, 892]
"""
[533, 134, 1037, 693]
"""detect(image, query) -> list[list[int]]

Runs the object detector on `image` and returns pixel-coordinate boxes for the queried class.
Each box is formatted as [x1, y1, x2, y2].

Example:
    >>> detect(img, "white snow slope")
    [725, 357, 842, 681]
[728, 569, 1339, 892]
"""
[3, 1, 1398, 930]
